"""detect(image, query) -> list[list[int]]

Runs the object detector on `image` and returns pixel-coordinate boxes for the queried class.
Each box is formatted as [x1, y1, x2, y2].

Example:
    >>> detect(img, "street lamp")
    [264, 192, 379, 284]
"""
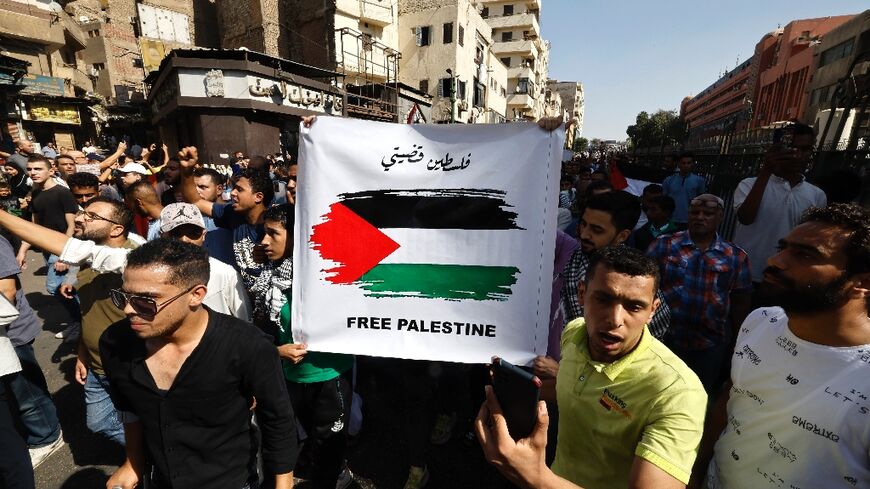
[446, 68, 458, 123]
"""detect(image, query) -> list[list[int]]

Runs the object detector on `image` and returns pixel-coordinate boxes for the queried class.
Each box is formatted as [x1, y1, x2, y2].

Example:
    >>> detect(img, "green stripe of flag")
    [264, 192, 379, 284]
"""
[356, 264, 519, 301]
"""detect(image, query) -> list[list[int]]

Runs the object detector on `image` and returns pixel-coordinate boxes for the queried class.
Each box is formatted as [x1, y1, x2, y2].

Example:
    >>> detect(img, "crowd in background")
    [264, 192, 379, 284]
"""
[0, 118, 867, 489]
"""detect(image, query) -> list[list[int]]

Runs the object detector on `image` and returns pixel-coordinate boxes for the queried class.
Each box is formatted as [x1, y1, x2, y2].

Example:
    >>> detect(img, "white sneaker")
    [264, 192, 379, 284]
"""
[54, 323, 80, 344]
[29, 432, 65, 468]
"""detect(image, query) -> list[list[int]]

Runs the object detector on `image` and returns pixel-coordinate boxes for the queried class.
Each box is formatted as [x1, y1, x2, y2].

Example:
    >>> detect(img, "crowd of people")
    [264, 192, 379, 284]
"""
[0, 117, 867, 489]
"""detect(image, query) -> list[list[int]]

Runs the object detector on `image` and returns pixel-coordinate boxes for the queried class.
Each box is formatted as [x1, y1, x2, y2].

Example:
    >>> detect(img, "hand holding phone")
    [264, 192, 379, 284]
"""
[491, 357, 542, 440]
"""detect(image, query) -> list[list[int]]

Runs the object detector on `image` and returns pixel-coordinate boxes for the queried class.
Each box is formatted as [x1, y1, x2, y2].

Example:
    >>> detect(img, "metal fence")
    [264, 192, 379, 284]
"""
[622, 142, 870, 240]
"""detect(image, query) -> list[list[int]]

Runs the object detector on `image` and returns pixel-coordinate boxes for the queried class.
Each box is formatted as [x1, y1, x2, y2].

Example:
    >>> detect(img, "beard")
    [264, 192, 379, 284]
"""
[78, 227, 111, 243]
[759, 267, 852, 314]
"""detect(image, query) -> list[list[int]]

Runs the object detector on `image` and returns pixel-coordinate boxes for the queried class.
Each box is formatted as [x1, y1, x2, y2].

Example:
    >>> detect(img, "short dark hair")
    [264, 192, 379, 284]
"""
[801, 204, 870, 275]
[679, 151, 694, 160]
[264, 203, 295, 229]
[236, 169, 274, 206]
[642, 184, 663, 196]
[126, 180, 159, 202]
[125, 237, 210, 288]
[193, 167, 225, 187]
[585, 246, 660, 292]
[585, 190, 641, 232]
[66, 171, 99, 190]
[648, 195, 676, 215]
[26, 154, 51, 167]
[585, 179, 613, 196]
[248, 155, 268, 170]
[84, 196, 133, 235]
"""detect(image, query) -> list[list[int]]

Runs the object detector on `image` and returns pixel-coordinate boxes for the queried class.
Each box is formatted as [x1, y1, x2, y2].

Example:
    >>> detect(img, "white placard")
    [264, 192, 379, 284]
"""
[293, 118, 562, 365]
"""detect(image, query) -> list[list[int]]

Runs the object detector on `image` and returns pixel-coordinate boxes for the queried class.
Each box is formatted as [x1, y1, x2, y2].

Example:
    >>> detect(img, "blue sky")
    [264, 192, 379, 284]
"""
[542, 0, 867, 141]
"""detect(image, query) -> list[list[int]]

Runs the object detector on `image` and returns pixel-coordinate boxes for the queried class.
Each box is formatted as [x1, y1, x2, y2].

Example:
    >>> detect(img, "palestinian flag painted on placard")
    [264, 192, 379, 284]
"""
[309, 189, 521, 301]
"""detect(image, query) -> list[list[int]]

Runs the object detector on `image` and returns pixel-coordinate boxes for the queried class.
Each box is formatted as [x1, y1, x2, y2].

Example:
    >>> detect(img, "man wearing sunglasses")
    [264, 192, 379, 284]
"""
[57, 197, 136, 446]
[647, 194, 752, 393]
[101, 238, 296, 489]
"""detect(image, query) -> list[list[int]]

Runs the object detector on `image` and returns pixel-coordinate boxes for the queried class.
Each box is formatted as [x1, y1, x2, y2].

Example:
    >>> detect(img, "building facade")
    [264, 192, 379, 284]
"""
[480, 0, 549, 121]
[147, 49, 345, 163]
[397, 0, 508, 124]
[0, 0, 94, 150]
[751, 15, 854, 128]
[64, 0, 216, 140]
[680, 57, 756, 143]
[803, 10, 870, 148]
[547, 80, 583, 148]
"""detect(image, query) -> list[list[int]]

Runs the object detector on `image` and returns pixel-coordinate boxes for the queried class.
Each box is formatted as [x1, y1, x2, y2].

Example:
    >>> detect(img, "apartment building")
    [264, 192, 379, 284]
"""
[0, 0, 94, 148]
[803, 10, 870, 148]
[547, 80, 583, 148]
[63, 0, 213, 139]
[397, 0, 508, 124]
[480, 0, 549, 120]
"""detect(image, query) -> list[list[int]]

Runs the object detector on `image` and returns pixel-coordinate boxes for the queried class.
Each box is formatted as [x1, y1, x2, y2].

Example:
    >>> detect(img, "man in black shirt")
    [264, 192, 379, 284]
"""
[17, 155, 80, 326]
[101, 238, 296, 489]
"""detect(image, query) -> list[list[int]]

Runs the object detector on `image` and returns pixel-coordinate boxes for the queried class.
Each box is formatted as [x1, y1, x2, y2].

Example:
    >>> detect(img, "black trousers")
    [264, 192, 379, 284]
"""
[286, 372, 351, 489]
[0, 378, 35, 489]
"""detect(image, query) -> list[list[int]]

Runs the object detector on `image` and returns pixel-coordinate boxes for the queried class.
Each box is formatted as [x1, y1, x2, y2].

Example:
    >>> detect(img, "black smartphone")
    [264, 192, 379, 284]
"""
[492, 357, 542, 440]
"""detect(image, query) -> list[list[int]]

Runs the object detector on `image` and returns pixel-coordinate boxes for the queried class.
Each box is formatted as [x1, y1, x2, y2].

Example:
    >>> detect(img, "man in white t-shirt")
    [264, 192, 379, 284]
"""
[732, 123, 826, 284]
[0, 204, 251, 321]
[690, 203, 870, 489]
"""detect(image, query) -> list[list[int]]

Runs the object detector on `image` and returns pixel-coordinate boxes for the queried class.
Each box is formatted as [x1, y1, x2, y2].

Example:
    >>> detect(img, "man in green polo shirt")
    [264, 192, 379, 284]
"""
[476, 246, 707, 489]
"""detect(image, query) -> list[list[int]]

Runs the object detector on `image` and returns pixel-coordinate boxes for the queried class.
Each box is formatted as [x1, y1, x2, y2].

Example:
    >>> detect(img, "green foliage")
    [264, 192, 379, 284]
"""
[572, 137, 589, 153]
[626, 110, 687, 150]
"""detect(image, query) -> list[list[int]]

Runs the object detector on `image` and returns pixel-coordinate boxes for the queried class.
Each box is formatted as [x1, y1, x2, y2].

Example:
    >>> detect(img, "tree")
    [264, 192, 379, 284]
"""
[626, 109, 686, 150]
[572, 137, 589, 153]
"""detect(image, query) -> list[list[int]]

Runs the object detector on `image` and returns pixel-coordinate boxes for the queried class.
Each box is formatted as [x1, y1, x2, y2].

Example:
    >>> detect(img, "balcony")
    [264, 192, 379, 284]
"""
[485, 12, 540, 37]
[360, 0, 393, 26]
[491, 40, 537, 58]
[0, 8, 65, 47]
[507, 92, 533, 109]
[507, 66, 533, 79]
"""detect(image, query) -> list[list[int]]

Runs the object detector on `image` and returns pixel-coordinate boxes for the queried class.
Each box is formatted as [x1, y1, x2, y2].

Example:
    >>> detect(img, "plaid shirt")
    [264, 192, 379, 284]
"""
[647, 231, 752, 350]
[560, 247, 671, 340]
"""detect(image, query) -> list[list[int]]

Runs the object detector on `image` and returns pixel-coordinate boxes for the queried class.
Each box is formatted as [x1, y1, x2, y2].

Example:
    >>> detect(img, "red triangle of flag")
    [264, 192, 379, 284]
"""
[310, 203, 400, 284]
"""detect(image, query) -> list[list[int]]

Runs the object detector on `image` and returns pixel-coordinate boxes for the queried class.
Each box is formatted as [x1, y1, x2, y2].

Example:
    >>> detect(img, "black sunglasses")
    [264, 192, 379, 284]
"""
[110, 286, 197, 320]
[77, 210, 120, 225]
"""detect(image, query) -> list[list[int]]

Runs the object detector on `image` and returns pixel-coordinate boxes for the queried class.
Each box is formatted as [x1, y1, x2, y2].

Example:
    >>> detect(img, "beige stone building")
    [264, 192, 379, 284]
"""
[0, 0, 93, 147]
[397, 0, 508, 124]
[479, 0, 549, 120]
[547, 80, 584, 148]
[62, 0, 215, 138]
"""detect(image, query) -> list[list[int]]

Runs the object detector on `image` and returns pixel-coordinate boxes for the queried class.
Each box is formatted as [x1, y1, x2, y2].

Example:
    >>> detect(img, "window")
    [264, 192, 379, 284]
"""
[419, 79, 429, 94]
[501, 31, 513, 42]
[819, 38, 854, 67]
[458, 80, 467, 100]
[523, 30, 529, 40]
[88, 29, 100, 38]
[473, 78, 485, 107]
[439, 78, 453, 97]
[443, 23, 453, 44]
[415, 26, 431, 46]
[93, 63, 105, 71]
[516, 77, 529, 94]
[458, 25, 464, 46]
[503, 4, 514, 15]
[481, 7, 489, 18]
[500, 57, 511, 67]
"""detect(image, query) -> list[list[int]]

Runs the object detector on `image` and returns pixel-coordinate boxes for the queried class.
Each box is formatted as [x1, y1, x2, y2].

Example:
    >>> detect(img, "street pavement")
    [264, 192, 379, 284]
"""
[12, 250, 506, 489]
